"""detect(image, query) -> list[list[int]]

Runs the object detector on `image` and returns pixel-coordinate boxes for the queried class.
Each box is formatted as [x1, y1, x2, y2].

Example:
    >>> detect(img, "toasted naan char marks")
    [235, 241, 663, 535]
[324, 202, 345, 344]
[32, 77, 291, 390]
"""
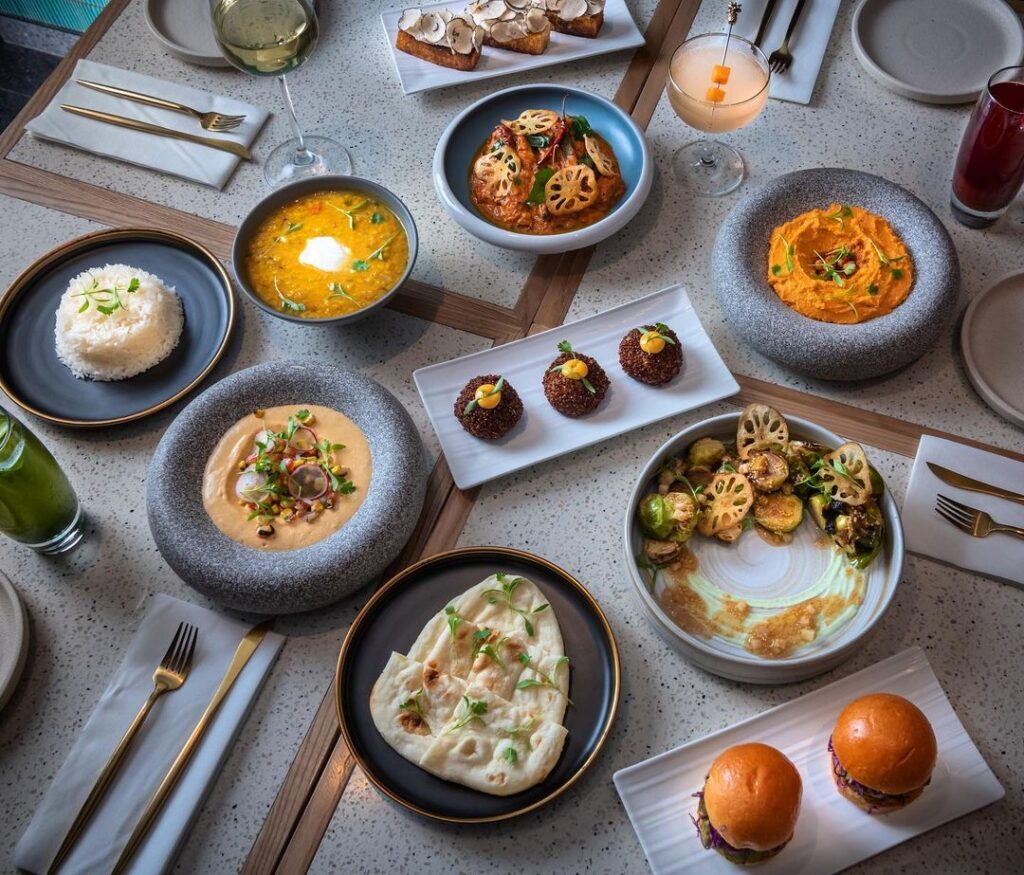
[419, 684, 568, 796]
[450, 573, 564, 655]
[369, 652, 468, 761]
[407, 607, 482, 680]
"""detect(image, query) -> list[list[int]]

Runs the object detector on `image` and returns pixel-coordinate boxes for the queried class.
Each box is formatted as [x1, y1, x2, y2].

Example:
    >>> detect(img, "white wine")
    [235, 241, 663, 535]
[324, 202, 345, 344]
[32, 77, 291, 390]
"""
[212, 0, 318, 76]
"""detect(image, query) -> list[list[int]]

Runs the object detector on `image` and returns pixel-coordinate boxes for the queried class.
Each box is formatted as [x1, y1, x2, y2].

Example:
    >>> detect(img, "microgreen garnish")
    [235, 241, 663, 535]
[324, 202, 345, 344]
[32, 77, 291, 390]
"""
[867, 237, 906, 267]
[637, 323, 677, 345]
[72, 274, 140, 316]
[779, 233, 795, 273]
[515, 655, 572, 704]
[831, 458, 852, 478]
[891, 268, 903, 280]
[444, 696, 488, 734]
[275, 220, 303, 242]
[502, 717, 537, 739]
[771, 264, 782, 276]
[327, 282, 357, 303]
[557, 340, 574, 355]
[274, 276, 306, 312]
[502, 746, 518, 764]
[827, 205, 853, 229]
[580, 377, 597, 395]
[352, 233, 399, 272]
[399, 689, 426, 720]
[463, 377, 505, 415]
[371, 212, 384, 224]
[329, 198, 368, 230]
[472, 629, 508, 670]
[526, 167, 555, 205]
[867, 283, 879, 295]
[812, 246, 857, 287]
[483, 573, 538, 637]
[444, 606, 463, 643]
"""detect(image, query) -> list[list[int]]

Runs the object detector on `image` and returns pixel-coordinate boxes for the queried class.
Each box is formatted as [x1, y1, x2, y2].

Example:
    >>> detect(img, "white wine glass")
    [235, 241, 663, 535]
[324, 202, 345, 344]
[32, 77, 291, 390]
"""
[210, 0, 351, 187]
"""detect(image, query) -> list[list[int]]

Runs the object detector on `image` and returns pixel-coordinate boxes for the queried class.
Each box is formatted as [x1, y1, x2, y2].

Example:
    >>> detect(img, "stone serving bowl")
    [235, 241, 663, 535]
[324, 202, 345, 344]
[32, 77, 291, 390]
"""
[232, 175, 418, 326]
[711, 168, 960, 380]
[147, 361, 427, 614]
[623, 413, 904, 685]
[434, 84, 653, 254]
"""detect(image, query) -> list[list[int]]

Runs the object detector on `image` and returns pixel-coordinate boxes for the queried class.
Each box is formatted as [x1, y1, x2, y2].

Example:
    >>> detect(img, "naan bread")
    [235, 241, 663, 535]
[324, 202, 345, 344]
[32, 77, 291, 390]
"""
[370, 573, 570, 796]
[419, 684, 568, 796]
[369, 652, 467, 761]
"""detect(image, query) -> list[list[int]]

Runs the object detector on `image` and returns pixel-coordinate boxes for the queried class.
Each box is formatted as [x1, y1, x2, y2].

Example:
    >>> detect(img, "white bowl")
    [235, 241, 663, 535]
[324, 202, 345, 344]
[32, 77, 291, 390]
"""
[623, 413, 905, 684]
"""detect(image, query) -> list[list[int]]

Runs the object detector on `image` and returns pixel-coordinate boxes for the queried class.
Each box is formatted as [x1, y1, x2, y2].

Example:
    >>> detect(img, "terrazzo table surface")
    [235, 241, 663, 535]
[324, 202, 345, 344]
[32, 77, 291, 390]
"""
[0, 1, 1022, 874]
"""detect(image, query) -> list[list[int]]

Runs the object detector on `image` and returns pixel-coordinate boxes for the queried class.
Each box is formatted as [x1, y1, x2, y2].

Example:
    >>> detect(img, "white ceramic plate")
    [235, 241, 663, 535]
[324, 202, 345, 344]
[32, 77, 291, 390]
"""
[413, 285, 739, 490]
[623, 413, 904, 684]
[380, 0, 645, 95]
[852, 0, 1024, 104]
[145, 0, 230, 67]
[0, 570, 29, 712]
[613, 647, 1005, 875]
[960, 272, 1024, 429]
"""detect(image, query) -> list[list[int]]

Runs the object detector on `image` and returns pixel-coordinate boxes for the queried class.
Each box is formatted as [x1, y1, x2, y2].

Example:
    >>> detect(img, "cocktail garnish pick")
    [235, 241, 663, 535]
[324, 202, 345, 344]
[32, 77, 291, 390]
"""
[711, 2, 742, 123]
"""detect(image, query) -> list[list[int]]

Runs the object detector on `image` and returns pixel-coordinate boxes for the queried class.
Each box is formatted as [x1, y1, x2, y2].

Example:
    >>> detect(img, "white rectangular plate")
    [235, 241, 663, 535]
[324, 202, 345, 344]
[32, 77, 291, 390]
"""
[613, 647, 1004, 875]
[413, 284, 739, 490]
[381, 0, 646, 95]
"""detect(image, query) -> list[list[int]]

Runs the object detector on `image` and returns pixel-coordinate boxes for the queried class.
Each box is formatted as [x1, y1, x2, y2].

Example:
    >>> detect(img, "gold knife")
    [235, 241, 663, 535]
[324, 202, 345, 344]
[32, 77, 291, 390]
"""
[927, 462, 1024, 505]
[60, 104, 252, 160]
[110, 621, 273, 874]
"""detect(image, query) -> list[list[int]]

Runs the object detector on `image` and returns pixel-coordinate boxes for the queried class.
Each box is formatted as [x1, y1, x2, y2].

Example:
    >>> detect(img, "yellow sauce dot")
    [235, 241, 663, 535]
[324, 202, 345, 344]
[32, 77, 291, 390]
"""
[706, 86, 726, 103]
[639, 331, 666, 354]
[711, 64, 731, 84]
[474, 384, 501, 409]
[560, 358, 589, 380]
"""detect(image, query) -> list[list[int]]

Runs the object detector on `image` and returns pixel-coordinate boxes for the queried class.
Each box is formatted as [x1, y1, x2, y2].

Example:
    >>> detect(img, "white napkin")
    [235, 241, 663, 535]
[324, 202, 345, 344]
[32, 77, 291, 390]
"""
[26, 59, 269, 189]
[14, 594, 285, 875]
[734, 0, 841, 104]
[903, 435, 1024, 587]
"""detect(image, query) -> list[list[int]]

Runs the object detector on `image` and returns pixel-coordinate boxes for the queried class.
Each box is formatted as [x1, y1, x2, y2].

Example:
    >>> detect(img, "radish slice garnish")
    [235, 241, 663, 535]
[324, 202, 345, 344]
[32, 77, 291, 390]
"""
[287, 464, 328, 500]
[253, 429, 278, 453]
[235, 469, 269, 502]
[288, 426, 319, 453]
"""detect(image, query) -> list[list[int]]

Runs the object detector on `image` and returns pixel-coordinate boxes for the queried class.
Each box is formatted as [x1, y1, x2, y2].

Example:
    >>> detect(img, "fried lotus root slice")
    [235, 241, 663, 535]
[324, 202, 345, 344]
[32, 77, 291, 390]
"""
[818, 442, 872, 506]
[736, 403, 789, 460]
[474, 144, 521, 199]
[503, 108, 559, 135]
[544, 165, 598, 216]
[584, 135, 616, 175]
[697, 472, 754, 536]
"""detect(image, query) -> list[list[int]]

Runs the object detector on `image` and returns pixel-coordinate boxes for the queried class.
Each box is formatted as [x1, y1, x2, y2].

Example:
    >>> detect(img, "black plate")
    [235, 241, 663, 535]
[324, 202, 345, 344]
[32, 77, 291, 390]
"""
[335, 546, 620, 822]
[0, 228, 234, 427]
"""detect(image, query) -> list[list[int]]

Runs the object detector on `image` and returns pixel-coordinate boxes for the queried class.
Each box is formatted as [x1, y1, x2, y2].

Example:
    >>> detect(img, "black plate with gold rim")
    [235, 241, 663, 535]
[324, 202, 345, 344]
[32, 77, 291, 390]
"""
[0, 228, 234, 427]
[335, 546, 620, 823]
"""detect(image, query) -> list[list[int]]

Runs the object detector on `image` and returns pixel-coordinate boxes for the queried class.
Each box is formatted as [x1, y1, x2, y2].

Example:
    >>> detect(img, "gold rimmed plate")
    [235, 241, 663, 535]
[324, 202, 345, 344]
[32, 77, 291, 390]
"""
[335, 546, 620, 823]
[0, 228, 234, 427]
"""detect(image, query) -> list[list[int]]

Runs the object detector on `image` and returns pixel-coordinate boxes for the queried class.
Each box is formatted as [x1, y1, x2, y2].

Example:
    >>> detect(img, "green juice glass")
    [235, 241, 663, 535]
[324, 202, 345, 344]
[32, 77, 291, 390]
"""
[0, 407, 83, 554]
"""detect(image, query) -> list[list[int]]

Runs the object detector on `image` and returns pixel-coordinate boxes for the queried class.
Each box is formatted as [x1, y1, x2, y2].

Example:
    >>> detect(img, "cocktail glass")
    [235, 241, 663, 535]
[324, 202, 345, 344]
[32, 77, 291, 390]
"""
[666, 33, 770, 197]
[0, 407, 83, 554]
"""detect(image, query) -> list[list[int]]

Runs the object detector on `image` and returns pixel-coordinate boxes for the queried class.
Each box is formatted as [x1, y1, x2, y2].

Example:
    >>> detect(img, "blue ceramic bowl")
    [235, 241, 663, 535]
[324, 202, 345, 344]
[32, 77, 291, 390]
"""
[433, 84, 653, 254]
[232, 175, 418, 325]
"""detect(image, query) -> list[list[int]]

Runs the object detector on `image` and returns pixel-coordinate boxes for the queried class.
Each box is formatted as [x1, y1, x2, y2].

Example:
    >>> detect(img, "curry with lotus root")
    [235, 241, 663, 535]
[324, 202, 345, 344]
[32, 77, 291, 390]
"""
[469, 108, 626, 235]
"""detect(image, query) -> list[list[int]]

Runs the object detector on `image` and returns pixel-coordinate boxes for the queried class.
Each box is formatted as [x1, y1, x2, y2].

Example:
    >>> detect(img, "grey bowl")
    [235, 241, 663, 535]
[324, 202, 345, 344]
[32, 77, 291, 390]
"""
[232, 175, 418, 325]
[711, 168, 960, 380]
[147, 361, 427, 614]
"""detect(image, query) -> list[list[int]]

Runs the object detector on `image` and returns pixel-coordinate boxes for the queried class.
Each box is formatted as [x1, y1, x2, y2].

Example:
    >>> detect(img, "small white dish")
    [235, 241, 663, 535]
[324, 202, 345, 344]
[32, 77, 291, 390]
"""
[852, 0, 1024, 104]
[381, 0, 645, 95]
[0, 570, 29, 712]
[961, 272, 1024, 429]
[623, 413, 904, 684]
[613, 646, 1005, 875]
[413, 285, 739, 490]
[145, 0, 231, 68]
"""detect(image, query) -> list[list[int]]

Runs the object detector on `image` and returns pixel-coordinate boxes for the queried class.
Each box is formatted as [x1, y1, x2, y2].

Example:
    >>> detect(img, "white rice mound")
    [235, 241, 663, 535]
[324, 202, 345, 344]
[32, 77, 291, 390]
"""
[54, 263, 185, 381]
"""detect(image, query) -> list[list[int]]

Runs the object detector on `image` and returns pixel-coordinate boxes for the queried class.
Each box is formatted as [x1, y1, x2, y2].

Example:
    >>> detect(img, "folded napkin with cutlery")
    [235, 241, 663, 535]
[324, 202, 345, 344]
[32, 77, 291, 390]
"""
[734, 0, 841, 104]
[14, 594, 284, 875]
[26, 59, 269, 189]
[903, 435, 1024, 587]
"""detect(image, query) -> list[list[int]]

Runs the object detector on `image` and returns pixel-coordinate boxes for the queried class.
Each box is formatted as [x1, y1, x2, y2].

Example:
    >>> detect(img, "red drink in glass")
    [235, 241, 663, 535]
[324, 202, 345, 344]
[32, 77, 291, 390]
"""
[952, 65, 1024, 228]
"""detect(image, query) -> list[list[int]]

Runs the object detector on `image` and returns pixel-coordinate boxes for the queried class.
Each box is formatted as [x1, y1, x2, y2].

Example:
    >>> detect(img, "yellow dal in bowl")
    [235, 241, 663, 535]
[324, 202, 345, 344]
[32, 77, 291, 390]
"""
[244, 191, 410, 319]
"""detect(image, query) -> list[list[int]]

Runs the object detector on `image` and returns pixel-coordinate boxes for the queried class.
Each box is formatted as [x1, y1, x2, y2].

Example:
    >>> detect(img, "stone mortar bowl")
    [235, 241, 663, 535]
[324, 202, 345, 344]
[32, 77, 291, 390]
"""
[147, 361, 427, 614]
[711, 168, 961, 380]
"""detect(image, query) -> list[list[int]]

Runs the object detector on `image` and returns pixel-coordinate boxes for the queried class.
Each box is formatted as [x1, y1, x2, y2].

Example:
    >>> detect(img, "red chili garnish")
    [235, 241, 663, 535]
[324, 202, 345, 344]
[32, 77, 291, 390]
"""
[537, 118, 566, 166]
[497, 123, 514, 144]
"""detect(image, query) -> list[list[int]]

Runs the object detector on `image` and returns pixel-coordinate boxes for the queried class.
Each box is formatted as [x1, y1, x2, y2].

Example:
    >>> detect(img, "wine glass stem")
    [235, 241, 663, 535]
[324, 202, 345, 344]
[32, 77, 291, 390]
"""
[700, 142, 717, 168]
[278, 74, 314, 167]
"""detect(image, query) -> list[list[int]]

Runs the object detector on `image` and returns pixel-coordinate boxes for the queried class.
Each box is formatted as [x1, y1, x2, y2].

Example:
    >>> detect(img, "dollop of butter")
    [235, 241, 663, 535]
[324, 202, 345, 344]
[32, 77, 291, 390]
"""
[298, 236, 349, 272]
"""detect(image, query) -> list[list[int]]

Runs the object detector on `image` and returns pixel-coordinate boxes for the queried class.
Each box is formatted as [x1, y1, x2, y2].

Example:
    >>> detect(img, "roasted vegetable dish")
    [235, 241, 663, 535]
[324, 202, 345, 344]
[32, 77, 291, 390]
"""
[637, 404, 886, 570]
[469, 107, 626, 235]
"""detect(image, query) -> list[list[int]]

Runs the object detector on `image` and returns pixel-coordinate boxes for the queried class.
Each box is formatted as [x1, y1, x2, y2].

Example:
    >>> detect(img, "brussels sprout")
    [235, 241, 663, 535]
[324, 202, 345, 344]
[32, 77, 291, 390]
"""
[664, 491, 700, 541]
[685, 465, 715, 490]
[687, 437, 727, 469]
[657, 455, 688, 492]
[851, 538, 882, 569]
[742, 450, 790, 493]
[638, 493, 674, 539]
[753, 493, 804, 533]
[808, 493, 829, 530]
[869, 464, 885, 497]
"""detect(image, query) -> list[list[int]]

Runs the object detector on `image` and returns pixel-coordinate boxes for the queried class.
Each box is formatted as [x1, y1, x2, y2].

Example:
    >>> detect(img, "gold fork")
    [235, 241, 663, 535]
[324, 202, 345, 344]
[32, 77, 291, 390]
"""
[767, 0, 807, 75]
[935, 494, 1024, 541]
[47, 622, 198, 875]
[77, 80, 246, 132]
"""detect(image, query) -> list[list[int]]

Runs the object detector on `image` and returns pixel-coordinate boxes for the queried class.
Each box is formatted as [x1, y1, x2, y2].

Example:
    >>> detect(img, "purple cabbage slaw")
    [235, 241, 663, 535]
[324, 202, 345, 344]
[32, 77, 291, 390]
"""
[828, 735, 928, 812]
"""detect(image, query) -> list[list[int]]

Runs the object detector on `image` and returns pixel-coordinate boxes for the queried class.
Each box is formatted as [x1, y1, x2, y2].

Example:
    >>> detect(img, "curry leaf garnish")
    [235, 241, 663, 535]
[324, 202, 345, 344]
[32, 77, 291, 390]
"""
[526, 167, 555, 205]
[444, 696, 488, 734]
[72, 274, 140, 316]
[327, 282, 357, 303]
[274, 276, 306, 312]
[570, 114, 592, 140]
